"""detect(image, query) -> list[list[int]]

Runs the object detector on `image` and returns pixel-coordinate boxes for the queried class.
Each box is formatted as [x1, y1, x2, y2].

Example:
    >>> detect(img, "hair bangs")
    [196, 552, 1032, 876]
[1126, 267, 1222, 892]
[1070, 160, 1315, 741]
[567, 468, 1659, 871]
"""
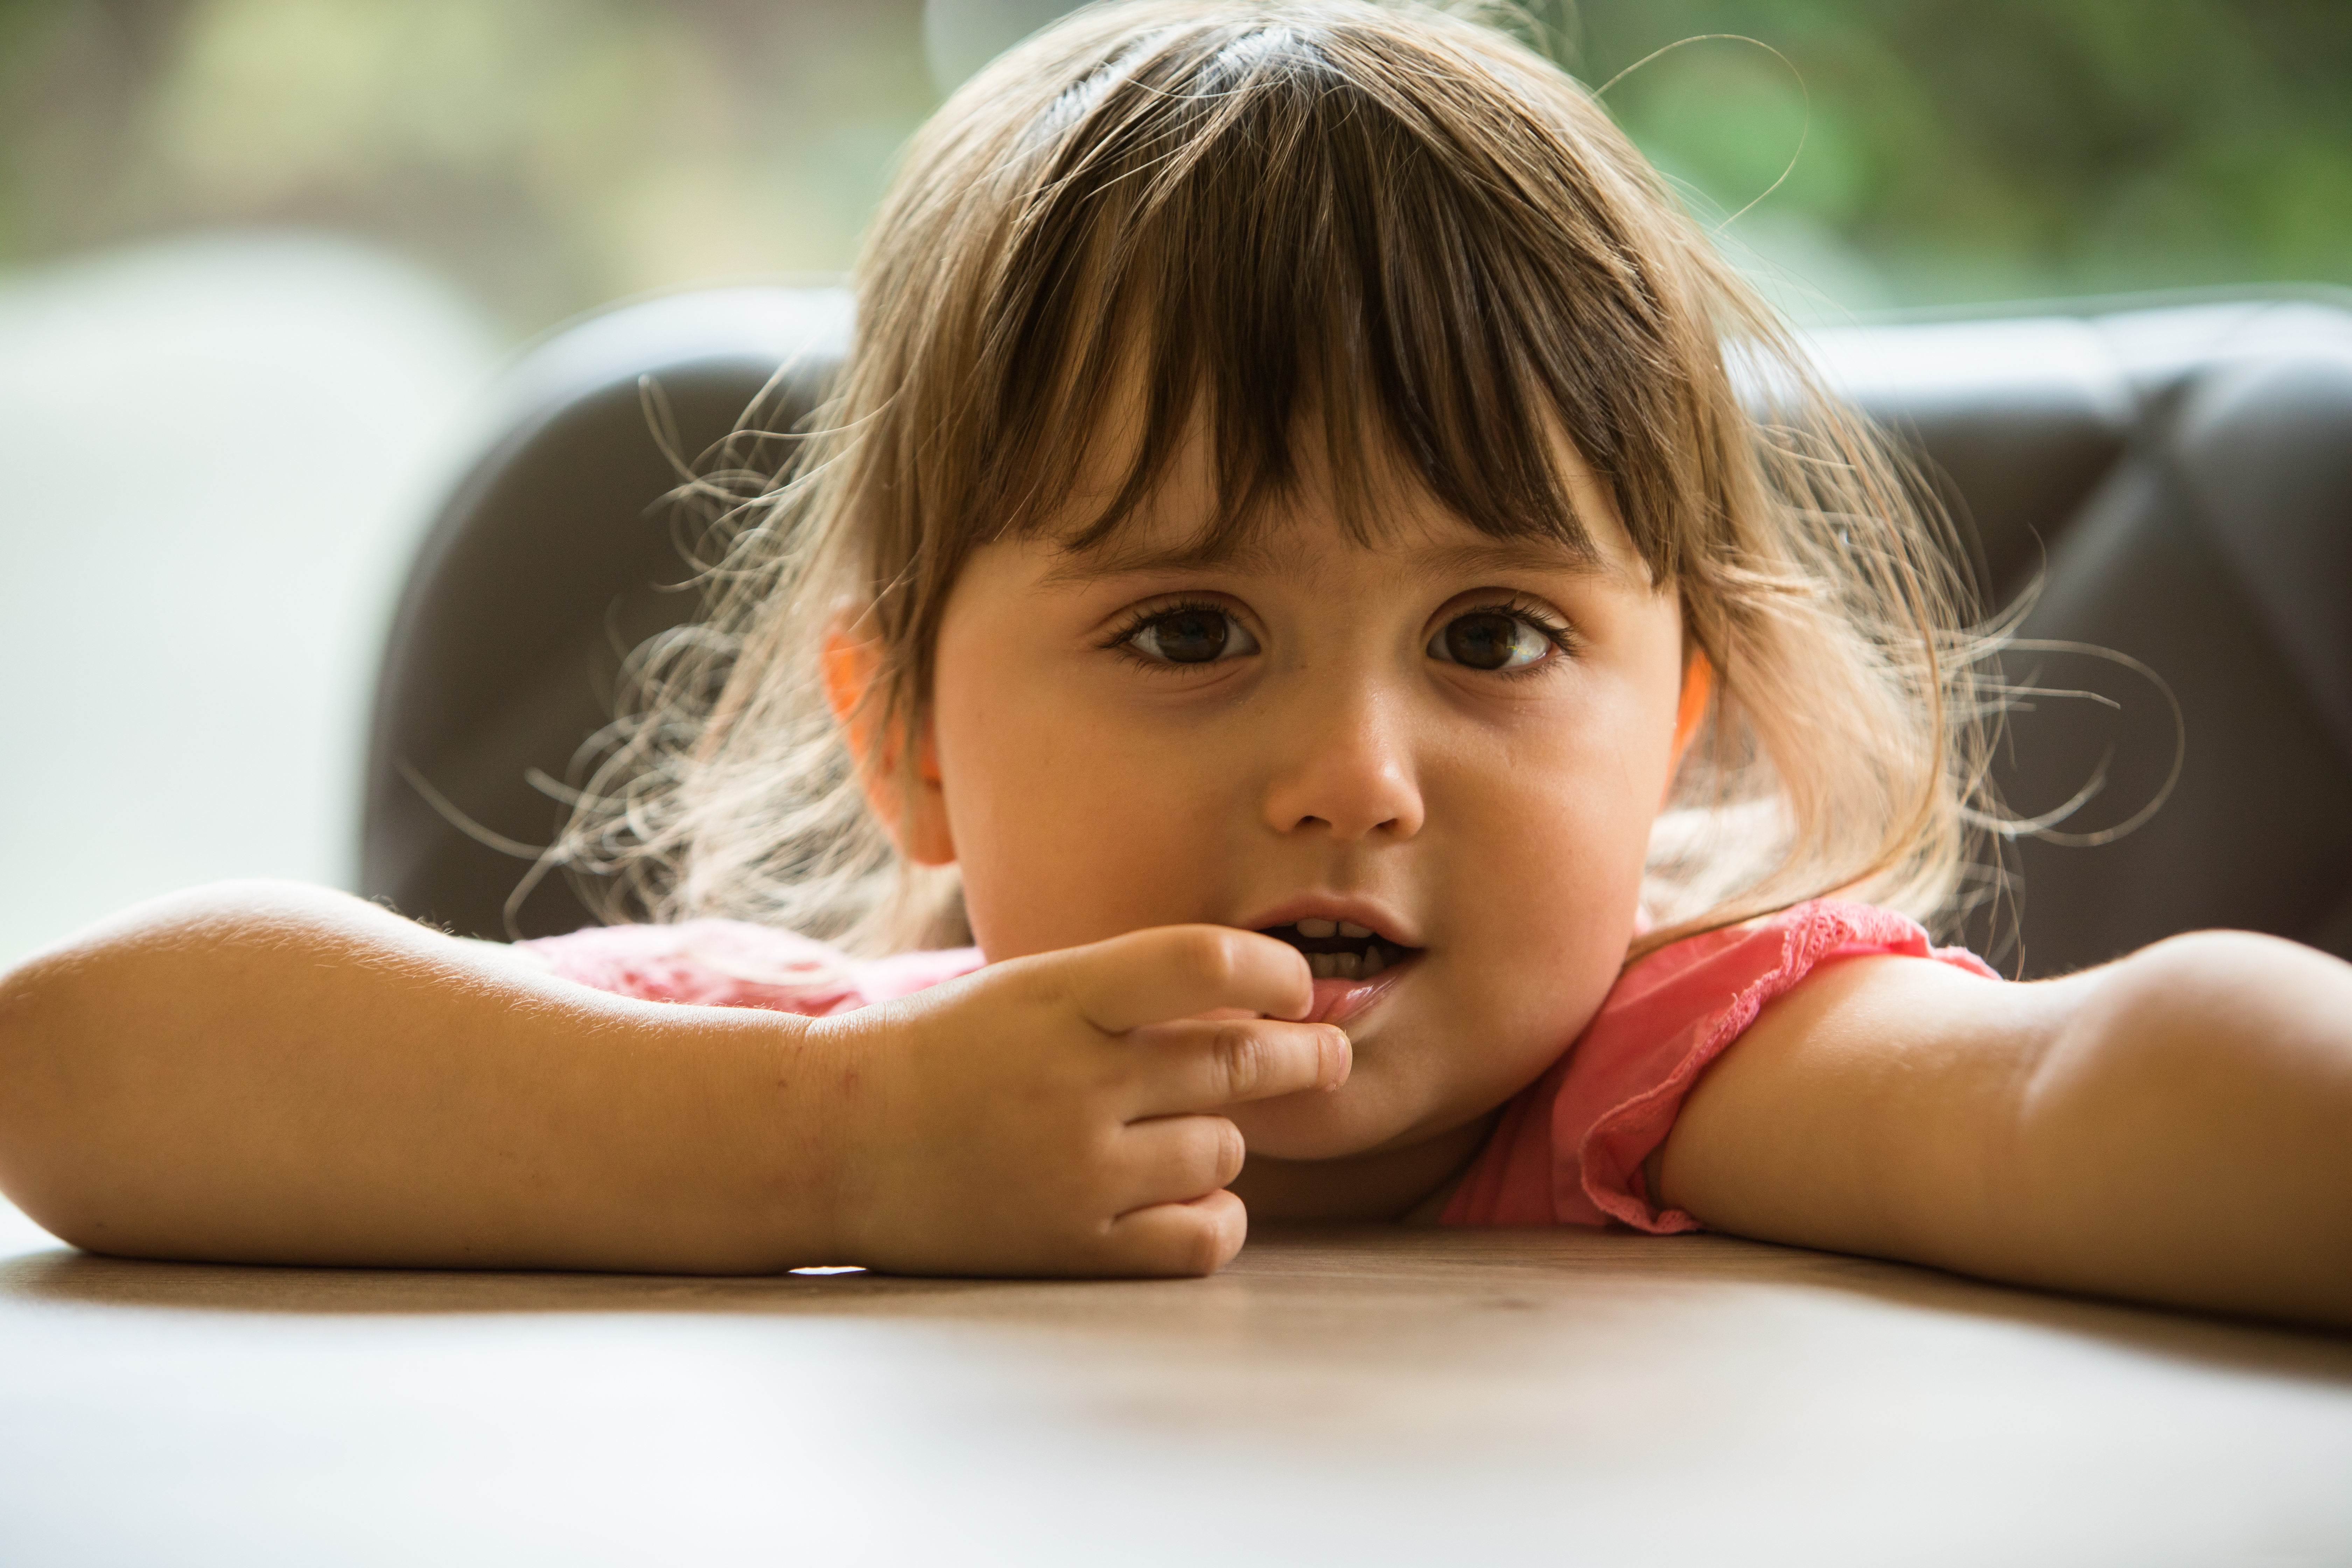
[962, 17, 1671, 570]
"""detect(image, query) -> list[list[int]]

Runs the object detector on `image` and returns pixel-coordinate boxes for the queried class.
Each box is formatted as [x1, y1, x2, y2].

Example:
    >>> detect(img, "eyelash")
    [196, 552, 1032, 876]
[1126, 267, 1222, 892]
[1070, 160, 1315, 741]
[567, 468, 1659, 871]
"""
[1100, 596, 1579, 674]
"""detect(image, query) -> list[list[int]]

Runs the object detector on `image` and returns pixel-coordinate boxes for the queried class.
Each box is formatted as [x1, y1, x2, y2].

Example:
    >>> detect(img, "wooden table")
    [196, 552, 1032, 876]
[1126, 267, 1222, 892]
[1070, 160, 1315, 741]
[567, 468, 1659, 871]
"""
[4, 1197, 2348, 1566]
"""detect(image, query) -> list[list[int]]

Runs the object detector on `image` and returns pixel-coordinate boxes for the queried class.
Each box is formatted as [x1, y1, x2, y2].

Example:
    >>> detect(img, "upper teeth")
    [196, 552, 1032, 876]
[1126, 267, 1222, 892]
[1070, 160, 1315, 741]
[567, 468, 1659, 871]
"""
[1294, 918, 1377, 940]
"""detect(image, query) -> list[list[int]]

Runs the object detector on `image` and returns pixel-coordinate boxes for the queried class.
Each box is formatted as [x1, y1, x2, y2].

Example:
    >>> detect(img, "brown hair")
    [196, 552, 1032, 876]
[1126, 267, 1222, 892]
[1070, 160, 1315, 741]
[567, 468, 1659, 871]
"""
[552, 0, 1995, 956]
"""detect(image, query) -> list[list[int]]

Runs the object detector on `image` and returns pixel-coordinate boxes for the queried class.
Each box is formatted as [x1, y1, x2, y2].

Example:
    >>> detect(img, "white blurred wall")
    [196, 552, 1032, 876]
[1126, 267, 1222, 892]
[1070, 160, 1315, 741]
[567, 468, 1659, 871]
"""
[0, 232, 500, 968]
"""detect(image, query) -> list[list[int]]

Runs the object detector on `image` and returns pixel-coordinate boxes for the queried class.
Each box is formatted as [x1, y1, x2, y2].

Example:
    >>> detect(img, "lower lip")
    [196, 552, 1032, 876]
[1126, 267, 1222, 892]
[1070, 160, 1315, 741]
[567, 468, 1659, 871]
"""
[1306, 955, 1418, 1026]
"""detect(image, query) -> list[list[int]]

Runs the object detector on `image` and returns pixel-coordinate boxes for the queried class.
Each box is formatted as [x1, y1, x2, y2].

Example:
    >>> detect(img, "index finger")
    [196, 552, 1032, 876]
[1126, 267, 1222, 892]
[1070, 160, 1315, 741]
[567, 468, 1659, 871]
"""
[1056, 925, 1313, 1034]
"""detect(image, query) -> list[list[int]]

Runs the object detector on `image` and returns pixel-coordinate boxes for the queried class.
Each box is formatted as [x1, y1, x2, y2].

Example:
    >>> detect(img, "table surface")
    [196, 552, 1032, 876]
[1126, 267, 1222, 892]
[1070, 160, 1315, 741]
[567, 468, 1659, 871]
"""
[4, 1198, 2349, 1568]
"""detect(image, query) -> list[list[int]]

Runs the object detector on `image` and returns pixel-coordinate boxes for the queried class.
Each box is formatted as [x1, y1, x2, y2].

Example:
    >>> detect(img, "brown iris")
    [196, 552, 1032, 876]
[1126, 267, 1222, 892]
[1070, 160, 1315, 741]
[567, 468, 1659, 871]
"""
[1441, 611, 1533, 671]
[1144, 609, 1230, 663]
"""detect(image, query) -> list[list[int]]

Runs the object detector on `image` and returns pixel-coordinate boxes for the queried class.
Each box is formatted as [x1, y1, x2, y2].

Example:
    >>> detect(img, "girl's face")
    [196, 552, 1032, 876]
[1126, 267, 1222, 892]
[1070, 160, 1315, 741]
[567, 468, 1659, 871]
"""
[917, 434, 1688, 1195]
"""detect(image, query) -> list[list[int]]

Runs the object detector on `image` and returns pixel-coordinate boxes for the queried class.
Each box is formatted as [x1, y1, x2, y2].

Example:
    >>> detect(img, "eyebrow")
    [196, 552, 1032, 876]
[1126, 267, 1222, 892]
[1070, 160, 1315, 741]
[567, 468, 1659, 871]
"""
[1036, 531, 1624, 588]
[1036, 536, 1283, 587]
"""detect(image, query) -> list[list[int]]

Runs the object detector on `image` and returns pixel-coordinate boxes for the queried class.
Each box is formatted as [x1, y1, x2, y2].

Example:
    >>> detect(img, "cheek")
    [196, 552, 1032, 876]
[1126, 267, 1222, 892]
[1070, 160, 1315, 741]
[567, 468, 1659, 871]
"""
[1450, 666, 1673, 889]
[1422, 679, 1673, 1054]
[930, 637, 1237, 960]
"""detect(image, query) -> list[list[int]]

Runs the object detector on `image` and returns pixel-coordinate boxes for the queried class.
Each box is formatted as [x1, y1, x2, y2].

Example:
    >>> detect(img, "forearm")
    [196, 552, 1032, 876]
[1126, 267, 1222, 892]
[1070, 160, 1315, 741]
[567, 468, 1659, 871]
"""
[0, 881, 845, 1272]
[1996, 931, 2352, 1325]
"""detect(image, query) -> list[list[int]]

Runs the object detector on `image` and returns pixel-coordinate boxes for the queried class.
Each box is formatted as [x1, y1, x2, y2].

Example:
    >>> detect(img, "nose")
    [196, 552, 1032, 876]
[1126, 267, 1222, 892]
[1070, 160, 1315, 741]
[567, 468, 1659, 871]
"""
[1259, 683, 1427, 844]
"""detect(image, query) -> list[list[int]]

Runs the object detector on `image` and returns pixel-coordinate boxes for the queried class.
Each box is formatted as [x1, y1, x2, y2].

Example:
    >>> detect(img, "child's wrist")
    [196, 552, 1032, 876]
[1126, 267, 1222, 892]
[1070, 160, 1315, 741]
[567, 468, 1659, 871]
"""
[756, 1010, 880, 1270]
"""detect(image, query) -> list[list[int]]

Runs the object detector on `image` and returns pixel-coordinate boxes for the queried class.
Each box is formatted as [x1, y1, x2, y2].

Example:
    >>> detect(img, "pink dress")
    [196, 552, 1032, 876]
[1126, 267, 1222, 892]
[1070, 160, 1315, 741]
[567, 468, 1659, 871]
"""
[514, 919, 983, 1017]
[517, 899, 1995, 1233]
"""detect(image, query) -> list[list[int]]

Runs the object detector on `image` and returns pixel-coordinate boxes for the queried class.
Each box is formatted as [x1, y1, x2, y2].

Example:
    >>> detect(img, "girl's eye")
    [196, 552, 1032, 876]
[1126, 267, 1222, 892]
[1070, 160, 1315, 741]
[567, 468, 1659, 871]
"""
[1124, 606, 1260, 666]
[1429, 610, 1557, 672]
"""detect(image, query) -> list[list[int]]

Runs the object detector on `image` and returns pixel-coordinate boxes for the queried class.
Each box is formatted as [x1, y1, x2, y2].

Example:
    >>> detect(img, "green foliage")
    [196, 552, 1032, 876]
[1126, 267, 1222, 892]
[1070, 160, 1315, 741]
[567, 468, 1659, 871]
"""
[1557, 0, 2352, 306]
[0, 0, 2344, 329]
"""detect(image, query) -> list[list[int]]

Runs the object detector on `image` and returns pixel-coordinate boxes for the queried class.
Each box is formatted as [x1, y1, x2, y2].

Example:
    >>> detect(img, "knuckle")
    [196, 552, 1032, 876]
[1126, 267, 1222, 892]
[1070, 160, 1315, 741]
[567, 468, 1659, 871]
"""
[1213, 1023, 1267, 1098]
[1208, 1119, 1246, 1183]
[1003, 948, 1071, 1009]
[1180, 926, 1240, 990]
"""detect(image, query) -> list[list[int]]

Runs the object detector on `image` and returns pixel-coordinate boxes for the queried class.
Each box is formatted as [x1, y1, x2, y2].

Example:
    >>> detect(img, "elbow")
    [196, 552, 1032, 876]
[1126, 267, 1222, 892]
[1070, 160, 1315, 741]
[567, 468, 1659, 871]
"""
[0, 879, 333, 1250]
[2023, 927, 2352, 1325]
[2043, 928, 2346, 1063]
[2085, 928, 2352, 1057]
[0, 938, 124, 1249]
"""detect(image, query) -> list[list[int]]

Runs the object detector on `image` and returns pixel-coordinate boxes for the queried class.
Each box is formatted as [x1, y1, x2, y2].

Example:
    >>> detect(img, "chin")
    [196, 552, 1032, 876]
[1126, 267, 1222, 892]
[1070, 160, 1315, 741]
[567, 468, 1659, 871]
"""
[1225, 1081, 1440, 1163]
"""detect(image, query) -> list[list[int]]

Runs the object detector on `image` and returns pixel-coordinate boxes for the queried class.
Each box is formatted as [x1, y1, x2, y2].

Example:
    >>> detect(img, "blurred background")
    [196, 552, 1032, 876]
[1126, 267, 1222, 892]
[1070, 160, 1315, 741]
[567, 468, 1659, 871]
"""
[3, 0, 2348, 966]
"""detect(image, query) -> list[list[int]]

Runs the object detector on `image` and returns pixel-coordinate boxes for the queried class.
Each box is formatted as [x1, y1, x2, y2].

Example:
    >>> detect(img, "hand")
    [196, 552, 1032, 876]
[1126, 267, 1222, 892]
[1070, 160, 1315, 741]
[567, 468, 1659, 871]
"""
[816, 925, 1349, 1277]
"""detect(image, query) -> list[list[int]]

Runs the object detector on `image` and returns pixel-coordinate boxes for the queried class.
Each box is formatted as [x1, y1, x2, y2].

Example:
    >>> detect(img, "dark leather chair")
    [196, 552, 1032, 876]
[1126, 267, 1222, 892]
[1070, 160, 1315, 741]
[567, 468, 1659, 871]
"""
[362, 286, 2352, 979]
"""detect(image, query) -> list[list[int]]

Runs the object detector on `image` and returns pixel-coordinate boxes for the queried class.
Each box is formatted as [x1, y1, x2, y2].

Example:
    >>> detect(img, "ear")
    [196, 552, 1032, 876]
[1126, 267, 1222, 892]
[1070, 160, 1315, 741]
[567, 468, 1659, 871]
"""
[1666, 646, 1714, 792]
[822, 624, 956, 867]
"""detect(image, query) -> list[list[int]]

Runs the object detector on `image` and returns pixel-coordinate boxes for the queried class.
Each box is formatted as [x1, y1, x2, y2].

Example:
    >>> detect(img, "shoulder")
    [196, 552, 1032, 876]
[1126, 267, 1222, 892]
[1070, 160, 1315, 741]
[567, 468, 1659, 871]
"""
[1587, 898, 1997, 1080]
[1623, 897, 1995, 998]
[1648, 908, 2049, 1241]
[1440, 899, 2000, 1231]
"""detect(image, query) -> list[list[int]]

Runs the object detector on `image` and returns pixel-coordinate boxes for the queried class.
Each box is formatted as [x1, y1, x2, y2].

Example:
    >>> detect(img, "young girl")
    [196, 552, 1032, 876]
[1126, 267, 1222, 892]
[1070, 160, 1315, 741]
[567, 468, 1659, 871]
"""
[2, 0, 2348, 1325]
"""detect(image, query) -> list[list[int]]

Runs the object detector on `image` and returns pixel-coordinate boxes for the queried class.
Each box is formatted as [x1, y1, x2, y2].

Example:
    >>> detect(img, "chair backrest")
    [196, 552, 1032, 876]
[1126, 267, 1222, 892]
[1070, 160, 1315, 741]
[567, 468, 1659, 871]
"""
[362, 287, 2352, 977]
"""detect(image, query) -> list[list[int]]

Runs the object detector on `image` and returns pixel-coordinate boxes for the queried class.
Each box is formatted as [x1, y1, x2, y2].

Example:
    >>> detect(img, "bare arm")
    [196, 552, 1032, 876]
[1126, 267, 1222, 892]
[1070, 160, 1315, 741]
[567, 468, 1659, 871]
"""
[1655, 930, 2352, 1327]
[0, 882, 1343, 1276]
[0, 881, 850, 1272]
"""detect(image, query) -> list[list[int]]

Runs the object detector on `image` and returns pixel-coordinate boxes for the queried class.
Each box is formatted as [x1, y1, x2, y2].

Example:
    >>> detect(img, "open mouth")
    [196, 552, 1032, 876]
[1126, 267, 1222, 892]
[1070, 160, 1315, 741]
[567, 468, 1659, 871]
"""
[1256, 918, 1420, 982]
